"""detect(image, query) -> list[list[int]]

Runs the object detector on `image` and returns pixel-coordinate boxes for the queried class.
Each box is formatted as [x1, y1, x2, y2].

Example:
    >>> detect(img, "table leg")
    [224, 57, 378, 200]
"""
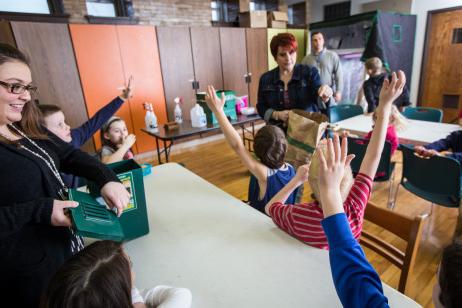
[155, 137, 162, 164]
[164, 139, 170, 163]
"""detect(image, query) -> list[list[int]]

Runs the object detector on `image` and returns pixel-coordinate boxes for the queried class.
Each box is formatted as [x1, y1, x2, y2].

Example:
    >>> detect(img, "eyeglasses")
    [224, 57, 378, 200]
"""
[0, 80, 37, 95]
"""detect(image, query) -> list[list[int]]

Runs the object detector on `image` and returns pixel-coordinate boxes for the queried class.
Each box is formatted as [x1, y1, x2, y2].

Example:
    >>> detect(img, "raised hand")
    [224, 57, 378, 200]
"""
[317, 135, 355, 191]
[377, 71, 406, 113]
[316, 135, 355, 218]
[100, 181, 130, 217]
[51, 200, 79, 227]
[120, 75, 134, 100]
[205, 85, 225, 112]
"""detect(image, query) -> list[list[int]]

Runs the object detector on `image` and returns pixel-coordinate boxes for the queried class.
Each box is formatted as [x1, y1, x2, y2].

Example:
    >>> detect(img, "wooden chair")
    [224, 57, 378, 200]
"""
[360, 202, 428, 294]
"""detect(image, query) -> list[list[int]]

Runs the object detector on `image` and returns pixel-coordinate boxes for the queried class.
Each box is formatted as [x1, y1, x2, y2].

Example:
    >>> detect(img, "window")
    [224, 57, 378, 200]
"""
[288, 2, 306, 26]
[86, 0, 116, 17]
[452, 28, 462, 44]
[85, 0, 137, 24]
[0, 0, 50, 14]
[324, 1, 350, 21]
[250, 0, 278, 11]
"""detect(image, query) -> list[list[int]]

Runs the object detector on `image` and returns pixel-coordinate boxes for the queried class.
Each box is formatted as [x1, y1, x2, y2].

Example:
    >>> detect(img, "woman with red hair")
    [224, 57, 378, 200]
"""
[257, 33, 332, 129]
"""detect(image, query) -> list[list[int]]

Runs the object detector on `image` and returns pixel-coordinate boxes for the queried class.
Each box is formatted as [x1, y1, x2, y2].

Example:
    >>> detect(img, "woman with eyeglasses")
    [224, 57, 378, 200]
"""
[42, 240, 192, 308]
[0, 43, 131, 306]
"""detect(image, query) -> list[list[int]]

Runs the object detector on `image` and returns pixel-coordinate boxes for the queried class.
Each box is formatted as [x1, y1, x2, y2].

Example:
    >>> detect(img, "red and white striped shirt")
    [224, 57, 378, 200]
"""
[269, 173, 373, 250]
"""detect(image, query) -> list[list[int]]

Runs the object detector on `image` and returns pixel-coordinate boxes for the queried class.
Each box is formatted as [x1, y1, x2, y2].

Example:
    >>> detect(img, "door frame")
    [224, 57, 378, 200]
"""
[417, 5, 462, 106]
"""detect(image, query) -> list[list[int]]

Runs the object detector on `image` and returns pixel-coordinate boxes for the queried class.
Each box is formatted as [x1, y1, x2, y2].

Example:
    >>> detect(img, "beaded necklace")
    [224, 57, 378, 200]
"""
[4, 124, 68, 199]
[0, 125, 83, 252]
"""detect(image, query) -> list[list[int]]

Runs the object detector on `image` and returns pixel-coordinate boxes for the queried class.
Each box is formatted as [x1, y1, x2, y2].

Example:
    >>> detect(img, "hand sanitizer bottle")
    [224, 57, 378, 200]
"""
[174, 97, 183, 124]
[144, 102, 158, 131]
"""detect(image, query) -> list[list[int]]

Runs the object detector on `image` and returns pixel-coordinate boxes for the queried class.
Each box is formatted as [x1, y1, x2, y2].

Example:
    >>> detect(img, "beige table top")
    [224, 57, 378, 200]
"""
[335, 113, 461, 146]
[125, 163, 421, 308]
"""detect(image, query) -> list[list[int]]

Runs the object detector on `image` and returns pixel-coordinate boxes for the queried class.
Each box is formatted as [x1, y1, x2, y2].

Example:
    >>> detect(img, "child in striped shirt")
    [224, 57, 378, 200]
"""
[265, 71, 406, 249]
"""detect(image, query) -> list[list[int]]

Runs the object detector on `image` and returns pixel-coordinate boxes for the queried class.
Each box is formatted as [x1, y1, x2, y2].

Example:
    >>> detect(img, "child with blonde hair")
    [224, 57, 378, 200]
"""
[364, 104, 408, 155]
[265, 71, 406, 249]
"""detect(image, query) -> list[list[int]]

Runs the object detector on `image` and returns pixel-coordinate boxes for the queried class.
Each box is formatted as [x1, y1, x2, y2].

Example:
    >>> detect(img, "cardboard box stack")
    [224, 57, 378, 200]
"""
[268, 11, 288, 29]
[239, 0, 267, 28]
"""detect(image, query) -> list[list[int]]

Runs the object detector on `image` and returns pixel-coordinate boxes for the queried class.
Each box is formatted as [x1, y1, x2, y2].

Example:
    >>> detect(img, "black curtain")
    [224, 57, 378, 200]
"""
[362, 12, 417, 85]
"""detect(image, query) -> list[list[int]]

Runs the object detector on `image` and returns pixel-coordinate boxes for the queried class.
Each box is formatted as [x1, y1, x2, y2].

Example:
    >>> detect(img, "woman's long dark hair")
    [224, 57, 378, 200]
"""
[41, 240, 132, 308]
[0, 43, 46, 139]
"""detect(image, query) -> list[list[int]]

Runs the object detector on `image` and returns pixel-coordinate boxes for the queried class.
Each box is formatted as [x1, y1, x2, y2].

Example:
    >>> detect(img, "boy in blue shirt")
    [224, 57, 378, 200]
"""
[38, 77, 133, 187]
[205, 85, 298, 214]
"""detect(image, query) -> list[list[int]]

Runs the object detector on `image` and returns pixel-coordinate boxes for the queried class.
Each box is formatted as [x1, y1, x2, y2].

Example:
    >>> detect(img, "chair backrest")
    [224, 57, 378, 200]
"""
[402, 107, 443, 122]
[361, 202, 427, 294]
[329, 104, 363, 123]
[347, 137, 393, 181]
[400, 145, 461, 207]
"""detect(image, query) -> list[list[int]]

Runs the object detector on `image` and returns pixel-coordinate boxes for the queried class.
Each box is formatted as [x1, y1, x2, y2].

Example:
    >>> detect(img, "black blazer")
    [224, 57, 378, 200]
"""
[0, 130, 119, 306]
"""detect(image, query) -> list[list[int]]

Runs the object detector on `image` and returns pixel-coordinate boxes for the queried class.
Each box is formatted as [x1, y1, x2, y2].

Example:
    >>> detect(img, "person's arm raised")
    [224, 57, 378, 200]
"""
[205, 85, 267, 182]
[264, 164, 309, 216]
[359, 71, 406, 178]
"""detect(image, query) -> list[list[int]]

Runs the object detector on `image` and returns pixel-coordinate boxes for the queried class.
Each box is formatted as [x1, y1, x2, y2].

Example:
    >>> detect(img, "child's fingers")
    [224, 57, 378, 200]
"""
[317, 148, 328, 171]
[341, 135, 348, 162]
[345, 154, 355, 168]
[333, 134, 340, 163]
[127, 75, 133, 89]
[389, 71, 397, 89]
[326, 138, 334, 167]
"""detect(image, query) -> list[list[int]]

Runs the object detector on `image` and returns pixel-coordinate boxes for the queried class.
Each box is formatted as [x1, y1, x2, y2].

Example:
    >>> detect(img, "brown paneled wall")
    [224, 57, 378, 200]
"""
[11, 21, 93, 152]
[0, 20, 15, 46]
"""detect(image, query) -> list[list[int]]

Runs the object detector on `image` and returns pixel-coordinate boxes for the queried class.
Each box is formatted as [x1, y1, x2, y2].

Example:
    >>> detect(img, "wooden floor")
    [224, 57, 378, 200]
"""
[139, 137, 458, 308]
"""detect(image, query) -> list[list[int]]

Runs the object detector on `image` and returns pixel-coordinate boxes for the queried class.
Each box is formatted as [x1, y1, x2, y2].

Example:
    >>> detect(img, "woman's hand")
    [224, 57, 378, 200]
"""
[51, 200, 79, 227]
[318, 85, 333, 102]
[205, 85, 225, 112]
[273, 110, 289, 123]
[119, 75, 134, 100]
[100, 182, 130, 217]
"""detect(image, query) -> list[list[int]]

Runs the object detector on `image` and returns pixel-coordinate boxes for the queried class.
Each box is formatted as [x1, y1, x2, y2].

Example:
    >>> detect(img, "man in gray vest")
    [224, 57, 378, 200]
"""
[302, 31, 343, 105]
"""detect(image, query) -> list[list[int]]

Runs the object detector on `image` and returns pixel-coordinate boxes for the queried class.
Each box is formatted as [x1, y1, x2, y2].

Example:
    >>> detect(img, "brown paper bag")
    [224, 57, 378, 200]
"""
[285, 109, 328, 170]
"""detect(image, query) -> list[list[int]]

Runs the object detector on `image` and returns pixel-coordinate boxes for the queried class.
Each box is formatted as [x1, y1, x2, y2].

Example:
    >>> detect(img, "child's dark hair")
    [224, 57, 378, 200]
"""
[439, 241, 462, 308]
[37, 104, 62, 125]
[254, 125, 287, 169]
[41, 240, 132, 308]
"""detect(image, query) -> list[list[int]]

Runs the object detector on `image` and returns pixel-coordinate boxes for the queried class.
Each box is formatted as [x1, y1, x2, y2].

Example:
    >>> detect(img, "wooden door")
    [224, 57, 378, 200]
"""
[420, 8, 462, 122]
[11, 22, 93, 152]
[246, 28, 268, 107]
[116, 25, 167, 153]
[0, 20, 15, 46]
[219, 28, 248, 97]
[156, 27, 196, 121]
[69, 24, 136, 152]
[190, 27, 224, 93]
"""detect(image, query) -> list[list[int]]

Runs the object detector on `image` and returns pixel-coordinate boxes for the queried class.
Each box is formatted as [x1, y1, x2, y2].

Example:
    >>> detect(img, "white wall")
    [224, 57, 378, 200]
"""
[409, 1, 462, 105]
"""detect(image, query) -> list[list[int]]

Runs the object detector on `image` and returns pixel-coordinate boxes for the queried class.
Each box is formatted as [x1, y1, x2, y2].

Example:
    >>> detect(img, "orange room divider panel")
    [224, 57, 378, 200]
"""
[116, 25, 167, 153]
[69, 24, 137, 152]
